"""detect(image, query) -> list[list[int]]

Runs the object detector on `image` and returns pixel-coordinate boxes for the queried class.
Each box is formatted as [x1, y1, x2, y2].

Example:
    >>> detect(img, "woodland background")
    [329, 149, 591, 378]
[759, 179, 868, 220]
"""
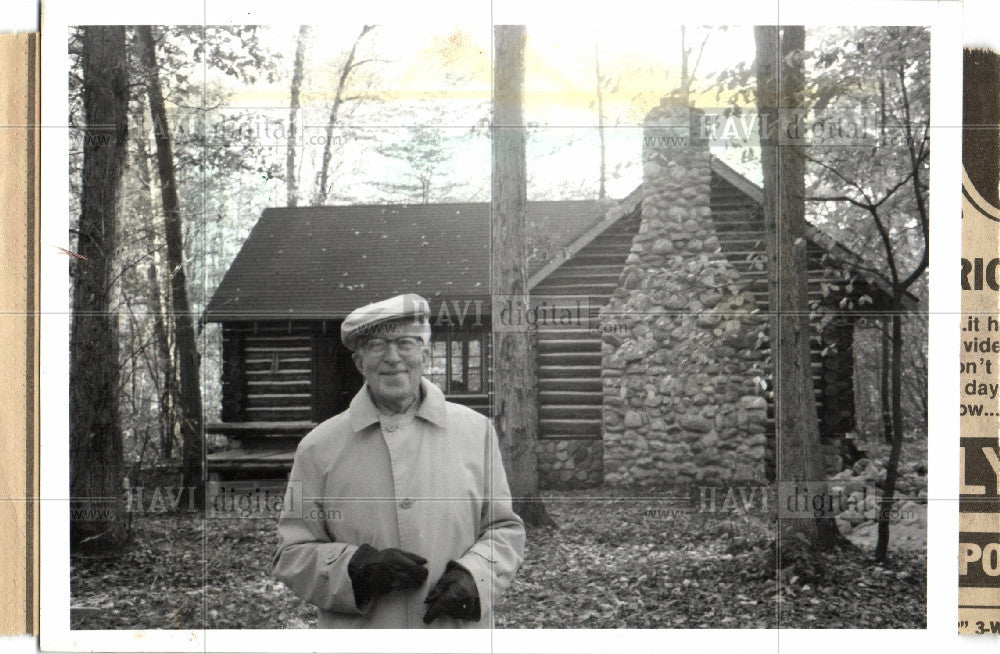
[68, 24, 928, 628]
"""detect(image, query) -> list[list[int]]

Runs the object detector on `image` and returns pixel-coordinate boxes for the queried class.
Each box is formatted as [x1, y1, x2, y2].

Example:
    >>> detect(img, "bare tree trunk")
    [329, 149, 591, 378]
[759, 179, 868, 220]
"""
[137, 25, 204, 507]
[287, 25, 308, 207]
[148, 263, 176, 459]
[756, 25, 827, 552]
[70, 25, 130, 551]
[875, 56, 932, 560]
[136, 129, 177, 459]
[492, 24, 553, 527]
[313, 25, 374, 204]
[880, 322, 893, 443]
[875, 312, 903, 560]
[594, 39, 606, 199]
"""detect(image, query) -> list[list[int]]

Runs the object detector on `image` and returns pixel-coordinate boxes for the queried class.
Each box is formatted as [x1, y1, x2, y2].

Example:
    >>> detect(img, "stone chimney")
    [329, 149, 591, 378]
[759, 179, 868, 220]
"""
[599, 98, 769, 487]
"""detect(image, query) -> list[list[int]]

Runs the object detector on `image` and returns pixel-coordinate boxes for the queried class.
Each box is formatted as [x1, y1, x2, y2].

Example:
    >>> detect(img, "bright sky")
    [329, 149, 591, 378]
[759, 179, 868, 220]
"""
[208, 24, 759, 203]
[238, 24, 756, 118]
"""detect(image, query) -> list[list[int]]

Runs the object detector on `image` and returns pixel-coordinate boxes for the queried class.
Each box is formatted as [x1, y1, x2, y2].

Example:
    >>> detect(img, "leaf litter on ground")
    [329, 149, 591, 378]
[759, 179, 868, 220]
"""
[70, 487, 925, 629]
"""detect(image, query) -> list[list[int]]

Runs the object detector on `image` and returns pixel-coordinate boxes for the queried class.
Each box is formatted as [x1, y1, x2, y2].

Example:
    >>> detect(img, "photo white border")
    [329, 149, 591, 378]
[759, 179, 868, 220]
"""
[39, 0, 961, 652]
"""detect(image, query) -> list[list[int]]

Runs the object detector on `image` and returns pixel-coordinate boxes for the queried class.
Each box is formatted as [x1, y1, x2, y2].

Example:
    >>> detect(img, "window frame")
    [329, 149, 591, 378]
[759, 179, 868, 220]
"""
[428, 331, 488, 395]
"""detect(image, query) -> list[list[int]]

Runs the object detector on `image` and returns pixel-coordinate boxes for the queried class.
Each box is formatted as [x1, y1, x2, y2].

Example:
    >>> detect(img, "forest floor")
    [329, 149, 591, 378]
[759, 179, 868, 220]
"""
[70, 486, 926, 630]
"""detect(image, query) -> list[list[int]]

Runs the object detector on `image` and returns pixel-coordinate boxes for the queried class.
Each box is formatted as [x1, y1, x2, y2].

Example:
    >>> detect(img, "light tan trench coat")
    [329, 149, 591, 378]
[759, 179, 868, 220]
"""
[273, 378, 525, 628]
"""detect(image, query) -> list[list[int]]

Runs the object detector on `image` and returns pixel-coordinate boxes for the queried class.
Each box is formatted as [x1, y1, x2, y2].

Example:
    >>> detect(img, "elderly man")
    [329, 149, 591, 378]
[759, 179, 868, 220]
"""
[273, 293, 525, 628]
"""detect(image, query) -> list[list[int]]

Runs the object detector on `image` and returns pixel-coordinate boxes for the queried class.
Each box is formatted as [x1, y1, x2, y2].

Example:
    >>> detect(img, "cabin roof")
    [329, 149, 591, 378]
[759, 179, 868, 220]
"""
[205, 157, 916, 323]
[204, 200, 611, 321]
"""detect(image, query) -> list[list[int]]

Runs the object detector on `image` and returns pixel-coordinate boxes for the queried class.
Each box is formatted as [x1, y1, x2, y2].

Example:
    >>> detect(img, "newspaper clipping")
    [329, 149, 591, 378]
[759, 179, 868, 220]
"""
[959, 47, 1000, 636]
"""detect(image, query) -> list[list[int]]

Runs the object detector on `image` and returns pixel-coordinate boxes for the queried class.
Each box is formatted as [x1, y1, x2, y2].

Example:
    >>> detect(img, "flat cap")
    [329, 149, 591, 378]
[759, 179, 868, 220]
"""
[341, 293, 431, 351]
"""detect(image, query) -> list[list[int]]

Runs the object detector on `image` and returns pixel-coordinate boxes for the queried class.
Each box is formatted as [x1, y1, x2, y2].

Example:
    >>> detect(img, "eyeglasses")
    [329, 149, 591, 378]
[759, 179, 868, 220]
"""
[360, 336, 423, 356]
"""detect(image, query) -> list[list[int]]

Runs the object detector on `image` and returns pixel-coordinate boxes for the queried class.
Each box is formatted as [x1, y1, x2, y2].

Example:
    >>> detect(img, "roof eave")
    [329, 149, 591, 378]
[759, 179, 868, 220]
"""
[527, 185, 645, 290]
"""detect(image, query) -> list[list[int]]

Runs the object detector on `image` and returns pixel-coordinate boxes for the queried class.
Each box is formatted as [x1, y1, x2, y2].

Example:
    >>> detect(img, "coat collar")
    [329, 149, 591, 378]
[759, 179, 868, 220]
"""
[349, 377, 448, 433]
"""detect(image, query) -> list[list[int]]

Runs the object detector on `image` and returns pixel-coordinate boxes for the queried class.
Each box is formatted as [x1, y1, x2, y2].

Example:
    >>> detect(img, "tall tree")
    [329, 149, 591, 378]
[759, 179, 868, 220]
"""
[755, 25, 827, 552]
[70, 25, 130, 550]
[492, 24, 553, 527]
[286, 25, 309, 207]
[136, 25, 204, 507]
[872, 33, 928, 560]
[70, 26, 281, 480]
[135, 130, 178, 459]
[313, 24, 376, 204]
[803, 27, 930, 559]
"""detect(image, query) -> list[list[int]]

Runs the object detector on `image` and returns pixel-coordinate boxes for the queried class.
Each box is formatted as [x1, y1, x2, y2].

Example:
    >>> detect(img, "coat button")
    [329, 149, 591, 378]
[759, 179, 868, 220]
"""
[400, 498, 413, 509]
[384, 424, 397, 432]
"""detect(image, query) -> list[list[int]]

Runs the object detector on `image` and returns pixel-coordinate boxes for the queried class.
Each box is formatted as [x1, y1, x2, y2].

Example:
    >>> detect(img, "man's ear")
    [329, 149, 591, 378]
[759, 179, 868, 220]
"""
[352, 351, 365, 375]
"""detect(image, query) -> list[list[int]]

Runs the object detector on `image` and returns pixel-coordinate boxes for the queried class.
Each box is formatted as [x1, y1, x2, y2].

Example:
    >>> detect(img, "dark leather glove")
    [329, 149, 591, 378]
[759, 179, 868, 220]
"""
[422, 562, 480, 624]
[347, 544, 428, 608]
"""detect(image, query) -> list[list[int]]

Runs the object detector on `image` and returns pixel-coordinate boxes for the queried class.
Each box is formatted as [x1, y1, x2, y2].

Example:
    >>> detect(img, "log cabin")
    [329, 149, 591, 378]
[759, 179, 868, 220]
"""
[203, 148, 914, 488]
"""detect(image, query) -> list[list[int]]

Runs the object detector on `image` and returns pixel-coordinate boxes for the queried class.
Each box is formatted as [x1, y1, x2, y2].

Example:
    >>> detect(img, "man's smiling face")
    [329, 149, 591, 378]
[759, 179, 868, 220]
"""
[352, 319, 430, 412]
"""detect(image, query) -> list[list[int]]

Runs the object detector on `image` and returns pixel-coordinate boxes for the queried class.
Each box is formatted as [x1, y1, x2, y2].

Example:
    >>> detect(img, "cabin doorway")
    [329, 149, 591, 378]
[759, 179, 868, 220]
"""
[313, 330, 364, 422]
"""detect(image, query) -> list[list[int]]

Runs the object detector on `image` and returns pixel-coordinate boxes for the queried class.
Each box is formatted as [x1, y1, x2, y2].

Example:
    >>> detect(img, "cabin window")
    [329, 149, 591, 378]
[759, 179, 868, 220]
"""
[428, 335, 486, 394]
